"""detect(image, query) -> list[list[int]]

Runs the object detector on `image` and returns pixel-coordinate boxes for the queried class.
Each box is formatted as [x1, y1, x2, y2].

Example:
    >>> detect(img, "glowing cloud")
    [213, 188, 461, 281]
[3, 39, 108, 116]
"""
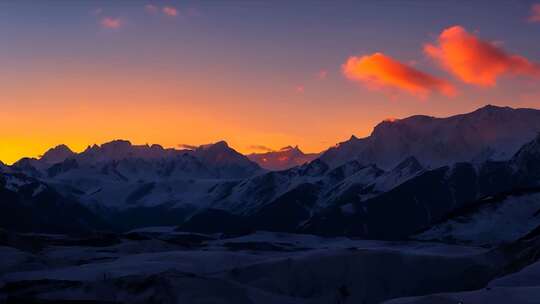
[342, 52, 455, 98]
[162, 6, 178, 17]
[424, 26, 540, 86]
[100, 17, 122, 29]
[529, 4, 540, 23]
[295, 85, 305, 94]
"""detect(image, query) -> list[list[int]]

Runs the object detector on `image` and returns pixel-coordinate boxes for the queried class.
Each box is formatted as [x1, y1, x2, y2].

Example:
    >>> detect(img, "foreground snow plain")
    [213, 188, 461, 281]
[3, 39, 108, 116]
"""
[2, 229, 538, 304]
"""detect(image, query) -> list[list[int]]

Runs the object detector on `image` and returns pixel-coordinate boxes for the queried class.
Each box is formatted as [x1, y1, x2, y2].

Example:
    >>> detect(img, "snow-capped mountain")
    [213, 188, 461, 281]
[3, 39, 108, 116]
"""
[247, 146, 319, 170]
[192, 141, 261, 178]
[12, 139, 262, 180]
[76, 140, 182, 165]
[10, 144, 76, 176]
[8, 140, 263, 230]
[321, 105, 540, 169]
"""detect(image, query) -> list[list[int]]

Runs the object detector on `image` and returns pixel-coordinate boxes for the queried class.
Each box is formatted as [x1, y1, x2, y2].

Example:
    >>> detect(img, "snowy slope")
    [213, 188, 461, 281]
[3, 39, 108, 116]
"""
[179, 157, 426, 234]
[414, 192, 540, 246]
[207, 159, 387, 216]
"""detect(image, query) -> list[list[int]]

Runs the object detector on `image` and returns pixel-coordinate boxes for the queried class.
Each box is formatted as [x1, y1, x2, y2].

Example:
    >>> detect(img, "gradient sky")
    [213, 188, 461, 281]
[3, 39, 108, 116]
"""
[2, 0, 540, 164]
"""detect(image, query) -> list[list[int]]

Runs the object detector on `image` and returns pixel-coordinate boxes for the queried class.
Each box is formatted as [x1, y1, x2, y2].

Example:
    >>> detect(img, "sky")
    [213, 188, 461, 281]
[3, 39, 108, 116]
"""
[1, 0, 540, 164]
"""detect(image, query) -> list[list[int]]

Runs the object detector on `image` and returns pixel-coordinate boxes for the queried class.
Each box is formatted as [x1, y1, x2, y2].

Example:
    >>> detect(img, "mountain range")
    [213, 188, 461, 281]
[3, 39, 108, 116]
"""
[3, 104, 540, 240]
[247, 146, 319, 170]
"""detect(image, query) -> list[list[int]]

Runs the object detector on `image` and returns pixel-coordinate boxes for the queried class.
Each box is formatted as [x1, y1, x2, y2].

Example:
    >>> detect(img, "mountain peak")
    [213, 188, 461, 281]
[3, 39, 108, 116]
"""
[195, 141, 245, 161]
[247, 144, 318, 170]
[477, 104, 512, 111]
[279, 145, 302, 153]
[40, 144, 75, 164]
[77, 139, 171, 162]
[191, 140, 261, 176]
[198, 140, 230, 151]
[101, 139, 133, 149]
[213, 140, 229, 148]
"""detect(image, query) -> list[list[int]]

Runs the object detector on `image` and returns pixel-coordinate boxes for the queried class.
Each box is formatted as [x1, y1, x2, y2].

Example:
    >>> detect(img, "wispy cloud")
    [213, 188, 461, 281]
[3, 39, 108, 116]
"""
[528, 3, 540, 23]
[178, 144, 198, 150]
[425, 26, 540, 87]
[248, 145, 274, 153]
[100, 17, 122, 29]
[146, 4, 200, 18]
[295, 85, 305, 94]
[342, 52, 455, 98]
[162, 6, 179, 17]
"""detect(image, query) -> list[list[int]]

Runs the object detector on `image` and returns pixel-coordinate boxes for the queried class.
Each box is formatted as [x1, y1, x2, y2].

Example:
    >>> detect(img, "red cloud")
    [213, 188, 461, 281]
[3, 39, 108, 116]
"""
[342, 52, 455, 98]
[529, 4, 540, 23]
[424, 26, 540, 86]
[100, 17, 122, 29]
[162, 6, 178, 17]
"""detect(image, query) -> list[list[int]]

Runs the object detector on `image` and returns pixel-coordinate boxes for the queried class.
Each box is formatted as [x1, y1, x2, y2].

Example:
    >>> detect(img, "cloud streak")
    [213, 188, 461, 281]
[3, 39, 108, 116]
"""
[100, 17, 122, 29]
[162, 6, 179, 17]
[248, 145, 274, 153]
[178, 144, 198, 150]
[424, 26, 540, 86]
[342, 52, 455, 98]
